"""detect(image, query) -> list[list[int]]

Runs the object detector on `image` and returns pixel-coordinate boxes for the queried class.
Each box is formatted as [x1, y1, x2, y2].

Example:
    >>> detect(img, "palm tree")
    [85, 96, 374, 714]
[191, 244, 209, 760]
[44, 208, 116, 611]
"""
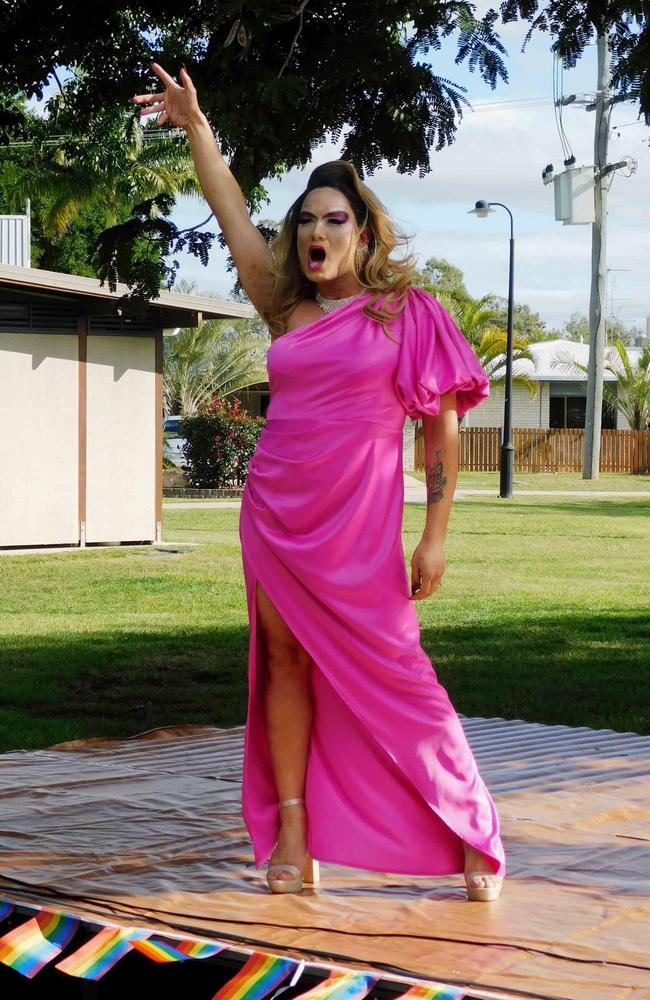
[433, 291, 537, 396]
[2, 102, 201, 239]
[607, 341, 650, 429]
[552, 339, 650, 430]
[163, 282, 269, 416]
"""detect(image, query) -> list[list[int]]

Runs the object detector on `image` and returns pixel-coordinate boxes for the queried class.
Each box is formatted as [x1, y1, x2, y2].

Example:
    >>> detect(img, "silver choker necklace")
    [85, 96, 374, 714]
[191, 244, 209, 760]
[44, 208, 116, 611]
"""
[315, 290, 366, 315]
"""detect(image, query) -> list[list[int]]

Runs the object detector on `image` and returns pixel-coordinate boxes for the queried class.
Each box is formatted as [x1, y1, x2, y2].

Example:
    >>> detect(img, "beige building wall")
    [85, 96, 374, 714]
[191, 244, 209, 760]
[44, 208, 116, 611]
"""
[463, 383, 549, 428]
[0, 332, 79, 546]
[85, 336, 157, 543]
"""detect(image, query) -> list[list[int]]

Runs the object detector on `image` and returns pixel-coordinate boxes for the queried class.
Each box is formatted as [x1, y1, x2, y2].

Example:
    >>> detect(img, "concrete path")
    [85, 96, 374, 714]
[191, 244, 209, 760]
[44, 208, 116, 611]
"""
[164, 501, 242, 509]
[403, 475, 650, 502]
[163, 474, 650, 509]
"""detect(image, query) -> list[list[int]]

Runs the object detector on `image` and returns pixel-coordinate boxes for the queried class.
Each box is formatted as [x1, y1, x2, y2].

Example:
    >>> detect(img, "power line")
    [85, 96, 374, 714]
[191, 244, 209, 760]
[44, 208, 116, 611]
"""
[469, 96, 553, 113]
[1, 128, 186, 150]
[552, 50, 574, 163]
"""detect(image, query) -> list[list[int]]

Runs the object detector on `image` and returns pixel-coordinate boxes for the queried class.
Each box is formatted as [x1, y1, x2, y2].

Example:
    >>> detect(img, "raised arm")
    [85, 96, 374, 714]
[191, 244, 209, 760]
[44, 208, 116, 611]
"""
[132, 64, 273, 319]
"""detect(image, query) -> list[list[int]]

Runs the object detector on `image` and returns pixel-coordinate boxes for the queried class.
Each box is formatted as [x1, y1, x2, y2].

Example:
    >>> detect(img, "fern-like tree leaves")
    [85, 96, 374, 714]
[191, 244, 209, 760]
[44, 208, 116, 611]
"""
[500, 1, 650, 122]
[0, 1, 512, 299]
[93, 194, 217, 306]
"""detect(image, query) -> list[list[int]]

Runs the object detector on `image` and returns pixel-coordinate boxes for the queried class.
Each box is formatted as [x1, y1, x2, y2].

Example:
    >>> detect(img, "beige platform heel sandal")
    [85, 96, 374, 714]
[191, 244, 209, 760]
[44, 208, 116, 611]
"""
[465, 872, 503, 902]
[265, 797, 320, 894]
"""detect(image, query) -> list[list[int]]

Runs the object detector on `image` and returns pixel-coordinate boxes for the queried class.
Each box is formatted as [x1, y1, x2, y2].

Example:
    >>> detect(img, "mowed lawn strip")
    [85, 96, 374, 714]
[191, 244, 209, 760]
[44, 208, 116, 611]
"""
[0, 496, 647, 752]
[410, 470, 650, 492]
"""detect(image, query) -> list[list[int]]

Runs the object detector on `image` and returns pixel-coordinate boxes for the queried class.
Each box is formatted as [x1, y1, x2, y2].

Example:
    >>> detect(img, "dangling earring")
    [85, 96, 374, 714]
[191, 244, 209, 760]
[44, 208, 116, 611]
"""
[355, 243, 370, 271]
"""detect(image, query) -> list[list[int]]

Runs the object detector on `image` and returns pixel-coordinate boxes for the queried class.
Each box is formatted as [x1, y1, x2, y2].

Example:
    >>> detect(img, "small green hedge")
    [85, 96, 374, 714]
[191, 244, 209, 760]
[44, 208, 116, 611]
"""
[181, 397, 264, 488]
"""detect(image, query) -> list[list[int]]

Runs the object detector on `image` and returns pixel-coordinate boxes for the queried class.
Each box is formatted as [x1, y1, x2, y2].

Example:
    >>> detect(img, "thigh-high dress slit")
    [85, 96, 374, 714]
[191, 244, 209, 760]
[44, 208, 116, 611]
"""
[238, 288, 506, 877]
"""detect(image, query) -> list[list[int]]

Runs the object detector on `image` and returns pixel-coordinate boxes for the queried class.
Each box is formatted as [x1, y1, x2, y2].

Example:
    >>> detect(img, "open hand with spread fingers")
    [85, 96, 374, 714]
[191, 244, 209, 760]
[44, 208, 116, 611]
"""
[131, 63, 204, 131]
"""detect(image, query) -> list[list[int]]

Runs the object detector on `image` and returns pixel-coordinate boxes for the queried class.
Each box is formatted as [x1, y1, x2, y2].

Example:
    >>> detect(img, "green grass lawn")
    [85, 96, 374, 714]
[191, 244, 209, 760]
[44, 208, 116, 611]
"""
[409, 470, 650, 491]
[0, 495, 648, 752]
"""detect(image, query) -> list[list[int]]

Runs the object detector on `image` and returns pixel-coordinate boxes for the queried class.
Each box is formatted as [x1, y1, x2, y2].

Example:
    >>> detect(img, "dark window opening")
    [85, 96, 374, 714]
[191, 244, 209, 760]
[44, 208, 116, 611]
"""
[549, 395, 617, 429]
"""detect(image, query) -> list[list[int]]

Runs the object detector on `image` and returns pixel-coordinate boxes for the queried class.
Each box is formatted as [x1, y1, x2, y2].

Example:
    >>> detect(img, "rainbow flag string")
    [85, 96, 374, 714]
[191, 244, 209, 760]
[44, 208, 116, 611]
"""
[212, 951, 301, 1000]
[0, 900, 466, 1000]
[292, 970, 377, 1000]
[401, 982, 467, 1000]
[0, 910, 78, 979]
[55, 925, 151, 980]
[131, 936, 226, 963]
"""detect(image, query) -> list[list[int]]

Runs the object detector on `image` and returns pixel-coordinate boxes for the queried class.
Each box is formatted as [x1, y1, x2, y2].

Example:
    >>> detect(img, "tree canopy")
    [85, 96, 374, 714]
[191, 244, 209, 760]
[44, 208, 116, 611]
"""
[562, 311, 641, 347]
[501, 1, 649, 119]
[0, 2, 510, 190]
[1, 2, 647, 298]
[412, 257, 469, 298]
[0, 99, 202, 281]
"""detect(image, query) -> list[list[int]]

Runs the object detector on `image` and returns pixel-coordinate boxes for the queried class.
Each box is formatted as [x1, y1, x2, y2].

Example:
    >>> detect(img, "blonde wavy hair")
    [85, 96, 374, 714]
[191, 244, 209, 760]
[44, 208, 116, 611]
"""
[266, 160, 418, 341]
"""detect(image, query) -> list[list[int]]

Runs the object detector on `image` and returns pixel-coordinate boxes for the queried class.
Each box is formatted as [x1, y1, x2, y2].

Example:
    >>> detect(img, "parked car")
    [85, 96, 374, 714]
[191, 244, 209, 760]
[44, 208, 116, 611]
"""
[163, 415, 186, 468]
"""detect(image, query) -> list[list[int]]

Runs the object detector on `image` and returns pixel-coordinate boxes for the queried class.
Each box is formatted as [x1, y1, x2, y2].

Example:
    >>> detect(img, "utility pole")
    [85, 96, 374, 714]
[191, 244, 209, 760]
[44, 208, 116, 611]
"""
[583, 32, 611, 480]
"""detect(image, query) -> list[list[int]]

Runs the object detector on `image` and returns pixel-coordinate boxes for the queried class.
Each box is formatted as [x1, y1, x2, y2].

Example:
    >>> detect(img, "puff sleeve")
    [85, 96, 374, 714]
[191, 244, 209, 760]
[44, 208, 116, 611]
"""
[394, 287, 490, 420]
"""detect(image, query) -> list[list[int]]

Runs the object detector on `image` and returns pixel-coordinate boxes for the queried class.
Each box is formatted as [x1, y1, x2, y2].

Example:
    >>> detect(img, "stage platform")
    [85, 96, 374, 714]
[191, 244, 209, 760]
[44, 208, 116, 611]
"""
[0, 717, 649, 999]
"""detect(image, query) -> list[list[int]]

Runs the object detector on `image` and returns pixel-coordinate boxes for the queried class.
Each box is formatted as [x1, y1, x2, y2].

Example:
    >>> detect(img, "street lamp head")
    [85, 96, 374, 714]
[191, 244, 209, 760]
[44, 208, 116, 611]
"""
[468, 200, 494, 218]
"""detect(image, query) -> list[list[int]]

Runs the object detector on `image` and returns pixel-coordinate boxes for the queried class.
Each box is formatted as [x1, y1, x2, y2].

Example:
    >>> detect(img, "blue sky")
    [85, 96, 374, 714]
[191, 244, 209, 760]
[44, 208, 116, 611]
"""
[170, 16, 648, 333]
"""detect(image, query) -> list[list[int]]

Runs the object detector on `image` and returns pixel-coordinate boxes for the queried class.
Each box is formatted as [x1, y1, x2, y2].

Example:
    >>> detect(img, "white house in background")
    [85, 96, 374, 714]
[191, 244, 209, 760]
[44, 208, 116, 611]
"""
[463, 337, 647, 431]
[0, 262, 254, 549]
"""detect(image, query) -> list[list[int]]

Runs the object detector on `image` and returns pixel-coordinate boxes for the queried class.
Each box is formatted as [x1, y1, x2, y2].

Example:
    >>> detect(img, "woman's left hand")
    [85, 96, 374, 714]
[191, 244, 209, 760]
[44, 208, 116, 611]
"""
[410, 538, 446, 600]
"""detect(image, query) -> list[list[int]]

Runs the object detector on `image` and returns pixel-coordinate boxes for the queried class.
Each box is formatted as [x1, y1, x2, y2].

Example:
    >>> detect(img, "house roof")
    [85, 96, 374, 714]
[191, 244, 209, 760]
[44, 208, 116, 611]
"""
[511, 338, 643, 382]
[0, 263, 256, 326]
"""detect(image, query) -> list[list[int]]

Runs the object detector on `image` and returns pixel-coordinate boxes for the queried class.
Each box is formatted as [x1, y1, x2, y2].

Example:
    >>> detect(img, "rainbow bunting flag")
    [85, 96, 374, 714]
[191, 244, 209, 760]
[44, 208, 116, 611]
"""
[212, 951, 300, 1000]
[131, 935, 226, 963]
[293, 970, 377, 1000]
[400, 982, 466, 1000]
[0, 901, 13, 923]
[0, 910, 78, 979]
[55, 925, 151, 980]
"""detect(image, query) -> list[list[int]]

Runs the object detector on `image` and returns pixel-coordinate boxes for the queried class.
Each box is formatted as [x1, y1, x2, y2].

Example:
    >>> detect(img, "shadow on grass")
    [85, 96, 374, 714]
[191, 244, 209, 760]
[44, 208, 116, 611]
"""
[470, 499, 650, 519]
[422, 608, 650, 735]
[0, 626, 250, 752]
[0, 608, 648, 752]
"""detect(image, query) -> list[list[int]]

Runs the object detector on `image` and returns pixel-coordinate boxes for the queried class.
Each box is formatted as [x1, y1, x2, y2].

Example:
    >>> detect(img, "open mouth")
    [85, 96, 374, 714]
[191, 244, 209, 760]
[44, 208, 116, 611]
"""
[308, 245, 327, 269]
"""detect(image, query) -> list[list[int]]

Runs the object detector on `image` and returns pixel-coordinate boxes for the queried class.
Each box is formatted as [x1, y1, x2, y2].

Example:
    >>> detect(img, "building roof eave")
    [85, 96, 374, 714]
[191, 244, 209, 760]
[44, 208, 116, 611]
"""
[0, 263, 256, 324]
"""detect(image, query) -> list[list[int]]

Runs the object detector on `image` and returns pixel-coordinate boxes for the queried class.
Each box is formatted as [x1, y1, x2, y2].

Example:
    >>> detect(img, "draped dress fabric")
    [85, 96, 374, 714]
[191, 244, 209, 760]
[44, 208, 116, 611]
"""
[238, 286, 506, 877]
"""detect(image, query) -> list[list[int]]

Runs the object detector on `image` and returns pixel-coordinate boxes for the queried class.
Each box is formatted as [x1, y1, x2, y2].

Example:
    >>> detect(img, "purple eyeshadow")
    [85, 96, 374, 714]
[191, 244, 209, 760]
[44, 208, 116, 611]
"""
[298, 211, 350, 223]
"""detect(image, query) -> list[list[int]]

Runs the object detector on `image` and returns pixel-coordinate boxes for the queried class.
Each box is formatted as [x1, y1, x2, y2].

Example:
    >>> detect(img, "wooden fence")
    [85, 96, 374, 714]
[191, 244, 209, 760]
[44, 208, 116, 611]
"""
[413, 426, 650, 474]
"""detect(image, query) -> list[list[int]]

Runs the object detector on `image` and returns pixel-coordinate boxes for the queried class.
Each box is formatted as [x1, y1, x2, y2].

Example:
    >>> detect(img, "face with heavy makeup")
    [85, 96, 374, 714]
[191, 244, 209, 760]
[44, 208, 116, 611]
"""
[296, 186, 369, 292]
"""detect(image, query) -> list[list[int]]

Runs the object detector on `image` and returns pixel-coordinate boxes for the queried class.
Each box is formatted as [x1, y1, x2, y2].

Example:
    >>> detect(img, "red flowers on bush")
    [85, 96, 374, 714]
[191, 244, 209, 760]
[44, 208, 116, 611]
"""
[181, 395, 264, 488]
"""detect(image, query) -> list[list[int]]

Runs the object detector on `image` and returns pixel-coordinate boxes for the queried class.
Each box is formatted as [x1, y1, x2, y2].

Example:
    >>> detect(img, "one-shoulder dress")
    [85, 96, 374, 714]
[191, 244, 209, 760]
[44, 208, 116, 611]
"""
[238, 286, 506, 877]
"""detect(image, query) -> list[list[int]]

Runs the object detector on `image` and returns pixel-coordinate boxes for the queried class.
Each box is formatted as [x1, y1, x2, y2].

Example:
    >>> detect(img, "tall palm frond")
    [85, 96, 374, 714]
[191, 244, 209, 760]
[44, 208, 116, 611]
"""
[433, 290, 537, 395]
[164, 318, 269, 416]
[2, 112, 202, 240]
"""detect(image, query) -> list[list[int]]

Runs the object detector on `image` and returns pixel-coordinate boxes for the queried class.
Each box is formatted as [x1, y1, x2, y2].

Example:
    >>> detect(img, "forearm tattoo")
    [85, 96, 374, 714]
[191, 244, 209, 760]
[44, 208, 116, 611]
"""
[425, 448, 448, 505]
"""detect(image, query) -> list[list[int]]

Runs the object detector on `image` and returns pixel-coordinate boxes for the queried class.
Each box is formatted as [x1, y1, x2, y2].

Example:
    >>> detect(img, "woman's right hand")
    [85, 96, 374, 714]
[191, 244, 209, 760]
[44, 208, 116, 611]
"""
[131, 63, 204, 131]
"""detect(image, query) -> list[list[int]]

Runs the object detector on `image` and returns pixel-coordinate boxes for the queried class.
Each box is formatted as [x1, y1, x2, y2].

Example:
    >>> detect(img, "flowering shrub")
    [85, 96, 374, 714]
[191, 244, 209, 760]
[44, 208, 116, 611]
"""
[181, 396, 264, 488]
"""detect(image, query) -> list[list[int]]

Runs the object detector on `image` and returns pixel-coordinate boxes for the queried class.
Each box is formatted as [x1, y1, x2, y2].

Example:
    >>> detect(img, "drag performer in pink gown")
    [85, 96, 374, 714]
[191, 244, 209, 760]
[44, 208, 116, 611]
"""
[134, 65, 505, 902]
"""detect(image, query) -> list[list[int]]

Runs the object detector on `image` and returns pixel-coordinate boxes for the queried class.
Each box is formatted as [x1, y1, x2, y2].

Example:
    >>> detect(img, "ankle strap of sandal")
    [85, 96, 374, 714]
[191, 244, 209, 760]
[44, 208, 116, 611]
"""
[279, 797, 305, 807]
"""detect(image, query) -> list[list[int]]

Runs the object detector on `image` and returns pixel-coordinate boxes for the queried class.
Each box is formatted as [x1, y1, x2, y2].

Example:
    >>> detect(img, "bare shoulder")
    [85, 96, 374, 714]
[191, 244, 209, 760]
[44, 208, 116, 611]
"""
[282, 299, 323, 333]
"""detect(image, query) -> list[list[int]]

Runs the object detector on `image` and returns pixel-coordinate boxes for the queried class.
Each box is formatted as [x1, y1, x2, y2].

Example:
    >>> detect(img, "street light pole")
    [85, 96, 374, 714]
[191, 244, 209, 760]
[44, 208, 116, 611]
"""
[468, 200, 515, 499]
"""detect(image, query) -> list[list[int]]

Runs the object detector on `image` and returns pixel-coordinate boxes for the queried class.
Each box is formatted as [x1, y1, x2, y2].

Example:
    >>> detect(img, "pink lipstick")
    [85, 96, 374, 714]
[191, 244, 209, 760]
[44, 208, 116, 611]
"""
[308, 244, 327, 271]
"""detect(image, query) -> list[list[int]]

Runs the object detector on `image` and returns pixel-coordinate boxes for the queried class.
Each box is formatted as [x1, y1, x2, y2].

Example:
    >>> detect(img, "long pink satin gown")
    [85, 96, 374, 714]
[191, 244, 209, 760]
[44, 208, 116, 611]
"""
[238, 286, 506, 877]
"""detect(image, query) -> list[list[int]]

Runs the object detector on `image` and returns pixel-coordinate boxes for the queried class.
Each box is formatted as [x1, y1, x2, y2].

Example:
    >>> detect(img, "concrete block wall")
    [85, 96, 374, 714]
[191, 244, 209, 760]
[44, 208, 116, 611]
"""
[402, 418, 415, 471]
[462, 383, 549, 428]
